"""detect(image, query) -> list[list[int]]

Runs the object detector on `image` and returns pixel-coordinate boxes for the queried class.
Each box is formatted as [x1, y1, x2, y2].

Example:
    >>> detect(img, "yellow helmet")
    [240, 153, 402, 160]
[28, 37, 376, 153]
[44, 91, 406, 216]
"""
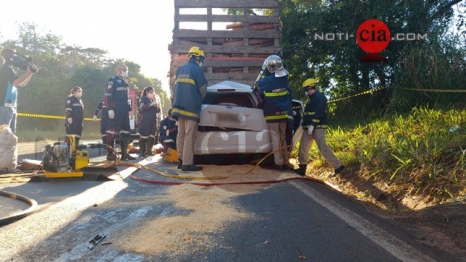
[187, 46, 205, 59]
[302, 78, 318, 89]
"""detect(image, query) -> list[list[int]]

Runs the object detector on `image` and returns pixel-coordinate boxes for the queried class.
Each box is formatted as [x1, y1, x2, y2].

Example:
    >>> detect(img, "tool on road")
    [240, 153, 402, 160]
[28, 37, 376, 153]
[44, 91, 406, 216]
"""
[87, 234, 106, 250]
[163, 148, 179, 163]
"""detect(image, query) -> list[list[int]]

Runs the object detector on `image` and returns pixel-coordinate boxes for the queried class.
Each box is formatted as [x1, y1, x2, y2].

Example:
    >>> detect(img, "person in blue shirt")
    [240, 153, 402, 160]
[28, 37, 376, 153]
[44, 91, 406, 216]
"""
[172, 46, 207, 172]
[257, 55, 293, 171]
[0, 48, 38, 133]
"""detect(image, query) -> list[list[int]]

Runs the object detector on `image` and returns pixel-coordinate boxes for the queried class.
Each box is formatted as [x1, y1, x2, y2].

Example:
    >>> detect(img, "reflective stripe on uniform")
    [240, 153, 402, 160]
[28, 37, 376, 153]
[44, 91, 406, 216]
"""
[172, 107, 199, 118]
[264, 90, 288, 97]
[265, 114, 288, 121]
[107, 130, 119, 135]
[304, 112, 316, 116]
[175, 78, 195, 85]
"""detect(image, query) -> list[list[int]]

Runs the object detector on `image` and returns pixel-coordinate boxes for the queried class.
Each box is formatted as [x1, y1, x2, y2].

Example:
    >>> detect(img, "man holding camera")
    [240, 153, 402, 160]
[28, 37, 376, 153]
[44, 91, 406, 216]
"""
[0, 48, 39, 133]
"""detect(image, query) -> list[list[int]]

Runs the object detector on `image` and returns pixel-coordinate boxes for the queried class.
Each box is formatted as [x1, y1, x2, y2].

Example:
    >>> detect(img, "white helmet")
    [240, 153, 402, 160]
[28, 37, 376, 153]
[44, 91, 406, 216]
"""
[263, 55, 288, 77]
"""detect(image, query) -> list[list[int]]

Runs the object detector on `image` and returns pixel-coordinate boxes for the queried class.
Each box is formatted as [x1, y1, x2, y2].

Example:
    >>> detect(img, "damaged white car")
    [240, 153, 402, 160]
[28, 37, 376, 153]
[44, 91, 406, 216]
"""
[194, 80, 303, 163]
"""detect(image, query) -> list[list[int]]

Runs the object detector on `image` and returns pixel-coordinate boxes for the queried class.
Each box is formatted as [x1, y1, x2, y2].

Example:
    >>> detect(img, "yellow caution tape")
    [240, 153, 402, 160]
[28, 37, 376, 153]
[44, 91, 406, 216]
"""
[328, 86, 466, 103]
[17, 112, 98, 121]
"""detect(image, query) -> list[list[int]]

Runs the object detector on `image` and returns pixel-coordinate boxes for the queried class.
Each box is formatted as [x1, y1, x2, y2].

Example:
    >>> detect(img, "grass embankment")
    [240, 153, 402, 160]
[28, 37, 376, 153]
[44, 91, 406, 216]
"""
[294, 107, 466, 210]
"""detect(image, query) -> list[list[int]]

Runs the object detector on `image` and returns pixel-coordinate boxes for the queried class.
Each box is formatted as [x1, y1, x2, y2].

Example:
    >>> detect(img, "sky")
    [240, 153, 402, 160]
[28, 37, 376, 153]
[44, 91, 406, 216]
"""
[0, 0, 175, 93]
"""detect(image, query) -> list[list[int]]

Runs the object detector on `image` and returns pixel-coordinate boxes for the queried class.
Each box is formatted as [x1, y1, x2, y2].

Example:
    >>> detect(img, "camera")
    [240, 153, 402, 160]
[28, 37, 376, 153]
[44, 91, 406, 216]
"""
[1, 48, 38, 73]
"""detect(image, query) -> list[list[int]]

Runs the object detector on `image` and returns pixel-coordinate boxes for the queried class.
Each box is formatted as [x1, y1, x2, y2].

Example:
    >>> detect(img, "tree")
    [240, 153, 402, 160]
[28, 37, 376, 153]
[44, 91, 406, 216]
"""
[1, 22, 170, 131]
[279, 0, 465, 119]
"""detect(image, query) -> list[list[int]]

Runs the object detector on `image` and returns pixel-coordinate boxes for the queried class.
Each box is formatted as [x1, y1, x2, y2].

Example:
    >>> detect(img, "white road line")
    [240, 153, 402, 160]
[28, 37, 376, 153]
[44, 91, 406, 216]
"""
[290, 181, 435, 262]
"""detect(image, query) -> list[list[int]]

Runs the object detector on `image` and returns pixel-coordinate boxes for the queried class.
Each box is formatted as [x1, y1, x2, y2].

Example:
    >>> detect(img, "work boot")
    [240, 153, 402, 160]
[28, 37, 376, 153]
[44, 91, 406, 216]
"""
[293, 164, 307, 176]
[101, 136, 108, 155]
[181, 164, 202, 172]
[139, 138, 147, 158]
[146, 137, 155, 156]
[121, 141, 136, 161]
[332, 165, 345, 176]
[177, 158, 183, 169]
[106, 137, 116, 161]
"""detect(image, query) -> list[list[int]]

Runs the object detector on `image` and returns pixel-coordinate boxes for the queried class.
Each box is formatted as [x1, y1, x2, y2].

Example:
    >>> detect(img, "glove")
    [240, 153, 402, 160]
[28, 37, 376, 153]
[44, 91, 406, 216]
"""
[93, 115, 97, 122]
[67, 118, 73, 124]
[108, 110, 115, 119]
[307, 125, 314, 135]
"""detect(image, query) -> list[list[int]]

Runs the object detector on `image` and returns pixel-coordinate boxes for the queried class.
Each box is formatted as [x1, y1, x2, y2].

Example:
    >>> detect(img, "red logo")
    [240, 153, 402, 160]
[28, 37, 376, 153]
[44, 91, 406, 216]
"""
[356, 19, 390, 62]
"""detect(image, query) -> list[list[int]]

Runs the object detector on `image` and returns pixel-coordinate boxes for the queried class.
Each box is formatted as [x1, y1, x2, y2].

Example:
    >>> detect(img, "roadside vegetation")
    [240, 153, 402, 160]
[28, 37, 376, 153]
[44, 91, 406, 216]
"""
[279, 0, 465, 210]
[292, 107, 466, 210]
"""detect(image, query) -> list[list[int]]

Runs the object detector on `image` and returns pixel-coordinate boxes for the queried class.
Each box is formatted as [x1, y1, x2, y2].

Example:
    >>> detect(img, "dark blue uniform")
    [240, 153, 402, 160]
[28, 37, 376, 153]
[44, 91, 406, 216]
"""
[302, 90, 329, 130]
[172, 59, 208, 122]
[258, 73, 292, 167]
[104, 75, 131, 138]
[93, 98, 108, 136]
[65, 95, 84, 141]
[138, 96, 160, 138]
[93, 98, 108, 145]
[258, 73, 291, 123]
[159, 116, 178, 153]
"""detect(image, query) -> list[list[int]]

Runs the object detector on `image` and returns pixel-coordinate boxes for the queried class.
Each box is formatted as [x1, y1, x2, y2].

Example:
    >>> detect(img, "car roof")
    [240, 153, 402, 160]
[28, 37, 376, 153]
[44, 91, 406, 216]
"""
[207, 81, 253, 93]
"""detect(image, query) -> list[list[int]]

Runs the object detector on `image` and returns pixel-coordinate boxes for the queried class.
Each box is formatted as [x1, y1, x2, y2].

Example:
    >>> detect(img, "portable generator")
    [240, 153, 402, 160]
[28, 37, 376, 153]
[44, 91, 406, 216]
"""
[42, 136, 106, 178]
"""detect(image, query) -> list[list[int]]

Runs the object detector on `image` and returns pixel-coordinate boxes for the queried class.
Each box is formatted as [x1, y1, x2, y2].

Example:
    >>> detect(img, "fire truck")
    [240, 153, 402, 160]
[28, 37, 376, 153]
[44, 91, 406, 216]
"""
[128, 89, 162, 142]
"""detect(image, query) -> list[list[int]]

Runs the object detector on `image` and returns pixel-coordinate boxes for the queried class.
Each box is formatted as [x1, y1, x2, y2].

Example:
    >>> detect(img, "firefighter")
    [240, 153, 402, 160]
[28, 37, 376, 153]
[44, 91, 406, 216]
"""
[293, 78, 345, 176]
[172, 46, 208, 172]
[159, 108, 178, 154]
[257, 55, 293, 171]
[93, 96, 108, 146]
[104, 64, 136, 161]
[138, 86, 160, 158]
[65, 86, 84, 145]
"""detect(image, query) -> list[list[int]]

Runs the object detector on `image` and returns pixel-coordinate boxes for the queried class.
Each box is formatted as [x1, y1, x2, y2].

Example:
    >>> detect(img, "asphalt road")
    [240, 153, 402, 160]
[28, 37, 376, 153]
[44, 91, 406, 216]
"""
[0, 142, 459, 261]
